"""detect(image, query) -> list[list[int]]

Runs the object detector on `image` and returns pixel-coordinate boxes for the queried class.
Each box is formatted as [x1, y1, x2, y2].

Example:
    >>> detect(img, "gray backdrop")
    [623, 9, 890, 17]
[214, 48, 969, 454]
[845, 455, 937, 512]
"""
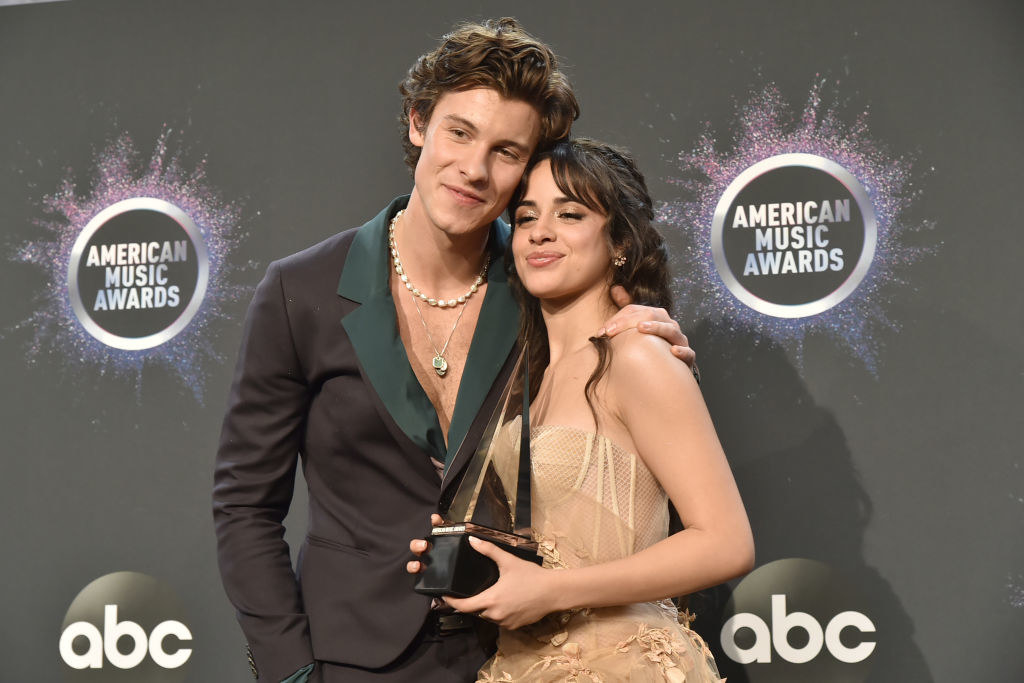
[1, 0, 1021, 681]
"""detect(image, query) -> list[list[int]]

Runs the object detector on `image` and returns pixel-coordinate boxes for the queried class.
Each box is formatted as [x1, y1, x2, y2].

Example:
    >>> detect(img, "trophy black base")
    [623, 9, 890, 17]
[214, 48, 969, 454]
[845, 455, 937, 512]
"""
[413, 523, 542, 598]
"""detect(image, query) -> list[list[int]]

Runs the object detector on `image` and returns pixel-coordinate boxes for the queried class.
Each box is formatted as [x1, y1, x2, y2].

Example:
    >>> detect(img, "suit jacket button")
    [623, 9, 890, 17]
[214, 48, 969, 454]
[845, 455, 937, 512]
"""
[246, 644, 258, 679]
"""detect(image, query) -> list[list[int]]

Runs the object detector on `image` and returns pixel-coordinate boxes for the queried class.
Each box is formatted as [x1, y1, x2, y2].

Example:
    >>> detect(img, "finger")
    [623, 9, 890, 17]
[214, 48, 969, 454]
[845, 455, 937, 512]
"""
[598, 304, 637, 337]
[609, 285, 632, 308]
[467, 535, 505, 561]
[637, 320, 686, 347]
[443, 595, 478, 613]
[430, 513, 444, 526]
[409, 538, 430, 555]
[602, 305, 674, 338]
[406, 560, 422, 574]
[671, 345, 697, 367]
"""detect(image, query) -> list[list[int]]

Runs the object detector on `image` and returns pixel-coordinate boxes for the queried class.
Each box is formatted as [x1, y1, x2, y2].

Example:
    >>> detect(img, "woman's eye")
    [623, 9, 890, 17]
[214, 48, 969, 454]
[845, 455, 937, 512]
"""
[559, 212, 584, 221]
[516, 214, 536, 225]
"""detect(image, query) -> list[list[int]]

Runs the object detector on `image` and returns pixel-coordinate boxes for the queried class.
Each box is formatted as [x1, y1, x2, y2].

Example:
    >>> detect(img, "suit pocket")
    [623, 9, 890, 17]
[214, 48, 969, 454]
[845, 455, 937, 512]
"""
[305, 533, 370, 557]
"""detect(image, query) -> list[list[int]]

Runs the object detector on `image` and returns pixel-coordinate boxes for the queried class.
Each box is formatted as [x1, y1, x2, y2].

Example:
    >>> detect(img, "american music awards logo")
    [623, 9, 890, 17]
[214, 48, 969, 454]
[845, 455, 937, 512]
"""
[659, 81, 935, 372]
[13, 129, 245, 400]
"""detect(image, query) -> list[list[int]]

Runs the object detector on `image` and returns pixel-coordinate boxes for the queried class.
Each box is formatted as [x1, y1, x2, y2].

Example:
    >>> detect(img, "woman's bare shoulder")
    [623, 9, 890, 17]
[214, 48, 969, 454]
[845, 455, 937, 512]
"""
[608, 328, 687, 369]
[606, 329, 699, 397]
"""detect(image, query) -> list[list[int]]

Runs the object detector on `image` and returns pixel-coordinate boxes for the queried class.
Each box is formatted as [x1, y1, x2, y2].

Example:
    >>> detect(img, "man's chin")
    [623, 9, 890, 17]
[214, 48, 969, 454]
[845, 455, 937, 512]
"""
[438, 210, 501, 237]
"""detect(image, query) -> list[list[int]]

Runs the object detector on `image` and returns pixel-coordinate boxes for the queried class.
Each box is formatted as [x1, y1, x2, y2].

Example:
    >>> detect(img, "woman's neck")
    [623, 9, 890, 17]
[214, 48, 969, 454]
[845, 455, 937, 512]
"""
[540, 285, 617, 366]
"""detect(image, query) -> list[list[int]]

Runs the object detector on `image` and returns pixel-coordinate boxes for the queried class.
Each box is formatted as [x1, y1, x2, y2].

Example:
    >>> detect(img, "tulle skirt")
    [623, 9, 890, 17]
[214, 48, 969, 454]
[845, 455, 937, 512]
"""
[477, 601, 724, 682]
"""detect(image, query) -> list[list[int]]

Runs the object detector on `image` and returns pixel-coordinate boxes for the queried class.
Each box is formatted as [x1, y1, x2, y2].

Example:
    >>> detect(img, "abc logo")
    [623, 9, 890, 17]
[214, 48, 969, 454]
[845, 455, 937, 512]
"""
[718, 558, 875, 683]
[723, 594, 875, 663]
[59, 572, 192, 683]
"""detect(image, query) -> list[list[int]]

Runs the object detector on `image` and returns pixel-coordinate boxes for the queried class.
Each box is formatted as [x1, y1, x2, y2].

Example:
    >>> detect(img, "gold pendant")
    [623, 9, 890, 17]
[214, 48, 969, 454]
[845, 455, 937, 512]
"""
[432, 355, 448, 377]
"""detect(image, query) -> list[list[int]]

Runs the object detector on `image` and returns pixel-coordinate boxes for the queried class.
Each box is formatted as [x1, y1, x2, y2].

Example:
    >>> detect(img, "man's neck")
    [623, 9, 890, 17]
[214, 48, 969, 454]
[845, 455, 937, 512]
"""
[394, 192, 493, 299]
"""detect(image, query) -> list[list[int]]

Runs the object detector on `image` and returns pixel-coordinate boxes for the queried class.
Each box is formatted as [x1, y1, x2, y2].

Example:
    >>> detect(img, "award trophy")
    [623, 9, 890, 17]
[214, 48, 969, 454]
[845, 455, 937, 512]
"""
[414, 349, 541, 598]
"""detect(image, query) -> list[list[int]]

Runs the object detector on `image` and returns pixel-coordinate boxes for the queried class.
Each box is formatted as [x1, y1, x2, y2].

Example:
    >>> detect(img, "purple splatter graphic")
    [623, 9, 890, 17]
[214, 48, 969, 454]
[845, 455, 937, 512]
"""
[1009, 576, 1024, 609]
[658, 81, 935, 371]
[12, 128, 244, 401]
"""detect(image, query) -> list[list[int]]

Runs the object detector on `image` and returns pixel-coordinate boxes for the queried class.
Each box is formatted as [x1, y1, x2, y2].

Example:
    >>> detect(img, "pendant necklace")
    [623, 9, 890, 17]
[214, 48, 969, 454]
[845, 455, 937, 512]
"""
[413, 296, 467, 377]
[389, 209, 489, 377]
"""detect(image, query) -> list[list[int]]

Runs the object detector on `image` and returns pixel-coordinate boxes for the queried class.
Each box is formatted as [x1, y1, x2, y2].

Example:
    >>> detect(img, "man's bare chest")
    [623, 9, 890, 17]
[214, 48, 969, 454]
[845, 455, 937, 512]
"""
[391, 281, 487, 436]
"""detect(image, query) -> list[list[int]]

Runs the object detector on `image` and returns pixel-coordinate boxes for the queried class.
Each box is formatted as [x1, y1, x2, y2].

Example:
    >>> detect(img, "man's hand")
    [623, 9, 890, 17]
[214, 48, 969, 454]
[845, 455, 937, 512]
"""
[602, 286, 696, 368]
[406, 514, 444, 574]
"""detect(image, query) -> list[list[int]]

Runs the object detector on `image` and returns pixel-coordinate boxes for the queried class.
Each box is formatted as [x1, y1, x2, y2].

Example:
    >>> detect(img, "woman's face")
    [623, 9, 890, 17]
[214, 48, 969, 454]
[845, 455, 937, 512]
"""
[512, 160, 614, 306]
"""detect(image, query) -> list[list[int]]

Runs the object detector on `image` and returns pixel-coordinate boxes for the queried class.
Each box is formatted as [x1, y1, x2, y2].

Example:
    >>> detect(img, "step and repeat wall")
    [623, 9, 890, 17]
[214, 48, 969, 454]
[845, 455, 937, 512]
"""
[2, 1, 1021, 681]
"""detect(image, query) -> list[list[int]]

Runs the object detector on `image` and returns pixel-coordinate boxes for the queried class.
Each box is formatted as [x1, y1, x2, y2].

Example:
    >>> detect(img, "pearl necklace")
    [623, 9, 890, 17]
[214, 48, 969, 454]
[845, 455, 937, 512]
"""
[389, 209, 489, 377]
[388, 209, 489, 308]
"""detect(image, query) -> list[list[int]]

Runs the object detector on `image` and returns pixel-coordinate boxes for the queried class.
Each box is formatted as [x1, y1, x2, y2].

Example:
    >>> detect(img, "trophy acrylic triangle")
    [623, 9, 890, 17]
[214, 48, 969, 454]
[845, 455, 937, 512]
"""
[414, 347, 541, 598]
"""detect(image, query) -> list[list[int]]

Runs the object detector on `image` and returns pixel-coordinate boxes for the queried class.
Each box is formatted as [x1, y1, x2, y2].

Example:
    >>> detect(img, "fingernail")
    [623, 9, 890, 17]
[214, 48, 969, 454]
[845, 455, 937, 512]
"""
[596, 327, 607, 336]
[640, 321, 652, 331]
[606, 323, 617, 333]
[468, 536, 481, 546]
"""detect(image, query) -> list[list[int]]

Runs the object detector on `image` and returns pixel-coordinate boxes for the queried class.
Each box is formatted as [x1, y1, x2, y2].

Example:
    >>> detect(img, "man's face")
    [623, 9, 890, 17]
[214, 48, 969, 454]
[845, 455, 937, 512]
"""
[409, 88, 541, 238]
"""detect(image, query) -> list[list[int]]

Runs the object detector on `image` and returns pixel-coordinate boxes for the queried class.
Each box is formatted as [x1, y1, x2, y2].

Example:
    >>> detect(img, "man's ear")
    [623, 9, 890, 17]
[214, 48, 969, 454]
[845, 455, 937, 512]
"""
[409, 109, 426, 147]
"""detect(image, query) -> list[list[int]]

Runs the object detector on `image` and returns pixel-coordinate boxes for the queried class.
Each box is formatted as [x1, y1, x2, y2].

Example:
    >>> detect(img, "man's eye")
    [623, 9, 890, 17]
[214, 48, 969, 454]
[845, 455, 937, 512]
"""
[498, 148, 519, 160]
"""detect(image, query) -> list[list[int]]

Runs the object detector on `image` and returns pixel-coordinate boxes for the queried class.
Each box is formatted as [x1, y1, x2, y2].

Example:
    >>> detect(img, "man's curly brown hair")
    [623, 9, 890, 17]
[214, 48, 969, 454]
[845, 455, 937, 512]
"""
[399, 17, 580, 172]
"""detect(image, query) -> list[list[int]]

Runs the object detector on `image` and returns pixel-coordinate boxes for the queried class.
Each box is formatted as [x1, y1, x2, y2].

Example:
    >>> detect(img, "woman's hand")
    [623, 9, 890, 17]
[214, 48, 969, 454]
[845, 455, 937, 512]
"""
[443, 536, 558, 630]
[602, 286, 696, 367]
[406, 514, 444, 574]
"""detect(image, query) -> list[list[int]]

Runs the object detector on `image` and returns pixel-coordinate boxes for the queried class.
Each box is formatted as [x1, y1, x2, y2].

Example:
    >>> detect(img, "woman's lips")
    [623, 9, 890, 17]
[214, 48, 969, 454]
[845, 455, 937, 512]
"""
[525, 252, 564, 267]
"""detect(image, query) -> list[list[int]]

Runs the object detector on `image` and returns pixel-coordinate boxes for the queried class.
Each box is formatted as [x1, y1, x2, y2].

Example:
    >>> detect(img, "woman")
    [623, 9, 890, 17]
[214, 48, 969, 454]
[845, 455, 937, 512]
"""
[413, 138, 753, 682]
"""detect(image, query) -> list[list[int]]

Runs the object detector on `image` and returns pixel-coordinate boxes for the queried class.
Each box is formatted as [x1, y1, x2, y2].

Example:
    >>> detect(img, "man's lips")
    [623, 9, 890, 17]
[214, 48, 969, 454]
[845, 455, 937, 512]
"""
[444, 184, 485, 205]
[525, 251, 564, 267]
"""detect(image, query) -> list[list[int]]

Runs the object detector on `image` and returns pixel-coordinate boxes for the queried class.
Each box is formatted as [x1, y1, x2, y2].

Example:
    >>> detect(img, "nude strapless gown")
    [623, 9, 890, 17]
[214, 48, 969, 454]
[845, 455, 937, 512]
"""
[476, 422, 724, 682]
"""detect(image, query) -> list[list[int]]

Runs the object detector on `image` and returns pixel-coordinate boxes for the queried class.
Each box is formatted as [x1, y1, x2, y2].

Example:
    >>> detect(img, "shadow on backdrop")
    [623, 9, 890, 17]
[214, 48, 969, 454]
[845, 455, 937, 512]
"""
[684, 319, 933, 683]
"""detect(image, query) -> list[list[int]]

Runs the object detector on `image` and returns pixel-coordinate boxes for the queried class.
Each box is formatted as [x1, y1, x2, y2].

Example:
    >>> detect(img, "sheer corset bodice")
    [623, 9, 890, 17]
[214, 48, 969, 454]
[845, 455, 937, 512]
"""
[478, 421, 723, 682]
[523, 423, 669, 569]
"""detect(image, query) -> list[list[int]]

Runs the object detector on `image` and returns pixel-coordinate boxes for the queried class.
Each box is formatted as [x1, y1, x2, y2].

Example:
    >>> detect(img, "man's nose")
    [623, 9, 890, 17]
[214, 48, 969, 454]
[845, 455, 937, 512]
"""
[459, 146, 489, 184]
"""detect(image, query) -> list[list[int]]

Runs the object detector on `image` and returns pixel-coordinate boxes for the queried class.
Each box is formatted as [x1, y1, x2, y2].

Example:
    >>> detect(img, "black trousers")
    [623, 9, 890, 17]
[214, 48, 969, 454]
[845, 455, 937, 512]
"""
[315, 614, 496, 683]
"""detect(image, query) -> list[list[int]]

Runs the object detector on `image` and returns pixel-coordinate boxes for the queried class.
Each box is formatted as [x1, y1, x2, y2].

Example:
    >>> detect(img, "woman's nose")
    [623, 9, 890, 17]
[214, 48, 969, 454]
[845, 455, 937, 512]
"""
[529, 216, 555, 243]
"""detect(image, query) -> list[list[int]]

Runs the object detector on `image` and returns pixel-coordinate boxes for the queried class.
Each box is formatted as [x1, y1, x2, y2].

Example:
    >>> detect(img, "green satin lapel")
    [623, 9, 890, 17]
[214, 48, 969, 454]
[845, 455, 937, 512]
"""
[443, 236, 519, 470]
[338, 197, 446, 459]
[338, 197, 519, 466]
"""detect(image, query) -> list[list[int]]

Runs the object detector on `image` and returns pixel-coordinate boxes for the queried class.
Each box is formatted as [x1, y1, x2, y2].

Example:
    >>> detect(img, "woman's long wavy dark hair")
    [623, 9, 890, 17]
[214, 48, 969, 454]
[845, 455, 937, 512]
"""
[507, 138, 673, 428]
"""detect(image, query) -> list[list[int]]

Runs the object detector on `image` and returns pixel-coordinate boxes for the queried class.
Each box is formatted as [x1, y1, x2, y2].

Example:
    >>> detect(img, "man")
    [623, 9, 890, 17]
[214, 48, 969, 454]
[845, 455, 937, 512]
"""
[213, 18, 694, 683]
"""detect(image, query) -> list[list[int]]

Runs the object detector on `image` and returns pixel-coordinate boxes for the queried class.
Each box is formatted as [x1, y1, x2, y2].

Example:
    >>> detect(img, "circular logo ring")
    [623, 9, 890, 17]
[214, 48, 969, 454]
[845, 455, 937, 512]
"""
[67, 197, 209, 350]
[711, 153, 877, 318]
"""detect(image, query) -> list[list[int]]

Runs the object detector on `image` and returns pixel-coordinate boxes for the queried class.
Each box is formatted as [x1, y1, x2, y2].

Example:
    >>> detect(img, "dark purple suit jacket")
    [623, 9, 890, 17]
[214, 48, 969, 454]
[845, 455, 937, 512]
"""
[213, 197, 519, 681]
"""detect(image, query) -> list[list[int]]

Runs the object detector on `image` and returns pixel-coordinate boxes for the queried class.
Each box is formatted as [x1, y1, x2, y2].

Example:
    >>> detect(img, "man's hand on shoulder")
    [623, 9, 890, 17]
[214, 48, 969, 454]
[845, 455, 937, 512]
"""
[601, 285, 698, 374]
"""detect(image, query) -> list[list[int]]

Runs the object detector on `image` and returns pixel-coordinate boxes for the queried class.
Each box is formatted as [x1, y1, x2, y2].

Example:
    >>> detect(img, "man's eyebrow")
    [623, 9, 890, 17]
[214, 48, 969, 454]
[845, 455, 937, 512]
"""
[502, 139, 532, 155]
[443, 114, 478, 133]
[442, 114, 532, 153]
